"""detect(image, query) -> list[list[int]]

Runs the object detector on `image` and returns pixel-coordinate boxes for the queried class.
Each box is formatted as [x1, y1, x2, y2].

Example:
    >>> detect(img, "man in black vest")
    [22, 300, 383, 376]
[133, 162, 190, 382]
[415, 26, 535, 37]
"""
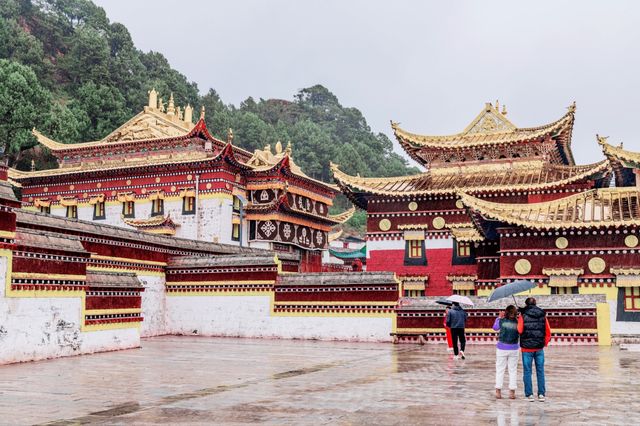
[517, 297, 551, 402]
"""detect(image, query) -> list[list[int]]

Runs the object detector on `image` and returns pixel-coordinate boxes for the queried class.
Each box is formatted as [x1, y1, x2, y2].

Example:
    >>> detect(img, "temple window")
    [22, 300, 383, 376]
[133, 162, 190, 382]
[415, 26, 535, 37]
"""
[93, 201, 106, 220]
[404, 232, 426, 266]
[404, 289, 425, 297]
[183, 196, 195, 215]
[40, 206, 50, 214]
[453, 289, 476, 296]
[151, 198, 164, 216]
[457, 241, 471, 257]
[66, 205, 77, 219]
[624, 287, 640, 311]
[408, 240, 422, 258]
[231, 223, 240, 241]
[233, 195, 241, 213]
[122, 201, 135, 218]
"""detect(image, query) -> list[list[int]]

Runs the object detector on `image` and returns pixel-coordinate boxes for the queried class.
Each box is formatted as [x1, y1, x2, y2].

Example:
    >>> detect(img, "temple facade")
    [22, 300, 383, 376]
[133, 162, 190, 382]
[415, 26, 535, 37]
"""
[333, 102, 640, 341]
[9, 90, 349, 272]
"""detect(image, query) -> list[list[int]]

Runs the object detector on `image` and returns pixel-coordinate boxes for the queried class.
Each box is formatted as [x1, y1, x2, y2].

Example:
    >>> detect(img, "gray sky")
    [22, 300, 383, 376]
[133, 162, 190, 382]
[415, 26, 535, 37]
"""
[94, 0, 640, 166]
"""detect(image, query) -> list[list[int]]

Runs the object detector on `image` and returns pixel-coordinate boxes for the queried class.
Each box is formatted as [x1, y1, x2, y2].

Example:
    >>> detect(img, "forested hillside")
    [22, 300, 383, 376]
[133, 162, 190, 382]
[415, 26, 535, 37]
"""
[0, 0, 418, 229]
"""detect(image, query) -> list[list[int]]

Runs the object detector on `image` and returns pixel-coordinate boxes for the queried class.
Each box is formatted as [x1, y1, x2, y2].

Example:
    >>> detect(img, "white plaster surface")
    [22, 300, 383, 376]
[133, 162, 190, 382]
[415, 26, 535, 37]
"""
[367, 239, 404, 253]
[138, 274, 166, 337]
[166, 295, 393, 342]
[425, 236, 453, 249]
[609, 300, 640, 335]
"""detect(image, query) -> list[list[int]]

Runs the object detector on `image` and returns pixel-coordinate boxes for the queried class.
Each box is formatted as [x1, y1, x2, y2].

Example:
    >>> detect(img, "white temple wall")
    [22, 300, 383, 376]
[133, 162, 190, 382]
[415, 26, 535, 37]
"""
[366, 238, 404, 255]
[139, 273, 166, 337]
[0, 252, 140, 365]
[609, 300, 640, 336]
[165, 294, 393, 342]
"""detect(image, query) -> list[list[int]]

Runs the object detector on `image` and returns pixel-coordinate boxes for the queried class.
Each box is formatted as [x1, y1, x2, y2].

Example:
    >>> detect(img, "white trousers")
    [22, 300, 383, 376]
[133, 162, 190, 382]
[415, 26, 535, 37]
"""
[495, 348, 519, 390]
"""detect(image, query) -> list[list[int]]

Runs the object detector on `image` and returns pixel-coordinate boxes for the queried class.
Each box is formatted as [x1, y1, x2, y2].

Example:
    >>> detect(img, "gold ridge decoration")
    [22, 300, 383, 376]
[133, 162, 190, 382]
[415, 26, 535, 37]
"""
[515, 259, 532, 275]
[331, 159, 610, 197]
[458, 187, 640, 230]
[397, 223, 429, 230]
[588, 257, 606, 274]
[328, 229, 343, 242]
[610, 267, 640, 276]
[449, 223, 484, 242]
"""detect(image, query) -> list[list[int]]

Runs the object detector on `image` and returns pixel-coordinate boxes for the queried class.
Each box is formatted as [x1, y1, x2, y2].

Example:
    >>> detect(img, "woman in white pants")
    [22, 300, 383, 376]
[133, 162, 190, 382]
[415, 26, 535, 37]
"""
[492, 305, 520, 399]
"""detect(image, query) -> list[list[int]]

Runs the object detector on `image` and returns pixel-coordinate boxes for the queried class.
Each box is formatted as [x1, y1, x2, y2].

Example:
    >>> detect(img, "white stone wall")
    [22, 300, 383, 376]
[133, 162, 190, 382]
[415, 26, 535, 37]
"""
[609, 300, 640, 336]
[0, 253, 140, 365]
[139, 274, 166, 337]
[165, 295, 393, 342]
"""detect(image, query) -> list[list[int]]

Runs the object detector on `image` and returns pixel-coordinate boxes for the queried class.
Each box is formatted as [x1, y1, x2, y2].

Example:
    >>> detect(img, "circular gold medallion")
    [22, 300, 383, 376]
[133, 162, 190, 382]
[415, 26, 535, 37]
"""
[378, 218, 392, 231]
[155, 177, 161, 183]
[69, 185, 75, 190]
[141, 188, 147, 194]
[555, 237, 569, 249]
[515, 259, 532, 275]
[97, 182, 102, 188]
[455, 199, 464, 209]
[28, 197, 33, 202]
[43, 187, 48, 193]
[187, 174, 193, 181]
[408, 201, 418, 211]
[432, 216, 445, 229]
[625, 235, 639, 248]
[171, 185, 177, 192]
[206, 183, 212, 189]
[588, 257, 606, 274]
[82, 193, 88, 199]
[126, 179, 131, 186]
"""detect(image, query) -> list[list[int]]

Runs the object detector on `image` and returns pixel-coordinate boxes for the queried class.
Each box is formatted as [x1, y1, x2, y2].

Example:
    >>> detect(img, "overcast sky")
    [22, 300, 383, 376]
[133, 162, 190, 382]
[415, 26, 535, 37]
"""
[93, 0, 640, 166]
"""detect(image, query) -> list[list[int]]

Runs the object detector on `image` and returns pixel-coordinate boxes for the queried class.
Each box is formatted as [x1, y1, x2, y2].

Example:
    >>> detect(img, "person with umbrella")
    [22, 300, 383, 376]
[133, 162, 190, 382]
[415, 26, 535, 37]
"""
[445, 296, 469, 360]
[436, 300, 454, 352]
[492, 305, 519, 399]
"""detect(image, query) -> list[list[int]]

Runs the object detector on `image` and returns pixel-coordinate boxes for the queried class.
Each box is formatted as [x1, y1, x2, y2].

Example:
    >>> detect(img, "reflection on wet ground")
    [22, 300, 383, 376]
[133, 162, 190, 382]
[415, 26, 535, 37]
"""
[0, 336, 636, 425]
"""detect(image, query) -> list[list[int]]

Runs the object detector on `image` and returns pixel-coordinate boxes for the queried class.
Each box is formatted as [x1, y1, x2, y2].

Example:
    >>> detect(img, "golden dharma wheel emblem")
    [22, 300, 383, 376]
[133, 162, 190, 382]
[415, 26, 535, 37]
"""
[171, 186, 177, 192]
[588, 257, 606, 274]
[206, 183, 212, 189]
[43, 187, 48, 193]
[625, 235, 639, 248]
[111, 190, 116, 196]
[555, 237, 569, 249]
[408, 201, 418, 211]
[97, 182, 102, 188]
[432, 216, 445, 229]
[126, 179, 131, 185]
[187, 174, 193, 181]
[155, 177, 161, 183]
[82, 193, 88, 198]
[378, 218, 392, 231]
[515, 259, 532, 275]
[455, 200, 464, 209]
[141, 188, 147, 194]
[69, 185, 75, 190]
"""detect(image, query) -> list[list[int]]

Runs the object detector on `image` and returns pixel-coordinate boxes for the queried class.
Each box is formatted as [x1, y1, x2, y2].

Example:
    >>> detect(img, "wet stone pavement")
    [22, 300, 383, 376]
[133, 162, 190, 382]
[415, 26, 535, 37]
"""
[0, 336, 637, 425]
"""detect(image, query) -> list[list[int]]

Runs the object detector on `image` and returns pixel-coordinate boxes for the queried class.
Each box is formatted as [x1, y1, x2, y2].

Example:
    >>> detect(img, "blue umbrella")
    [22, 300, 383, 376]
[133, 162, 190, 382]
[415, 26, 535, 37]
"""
[487, 280, 537, 303]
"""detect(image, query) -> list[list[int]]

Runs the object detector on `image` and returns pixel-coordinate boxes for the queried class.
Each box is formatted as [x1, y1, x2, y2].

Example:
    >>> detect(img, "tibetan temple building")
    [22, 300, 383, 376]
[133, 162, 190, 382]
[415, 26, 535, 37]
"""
[9, 90, 352, 272]
[333, 102, 640, 333]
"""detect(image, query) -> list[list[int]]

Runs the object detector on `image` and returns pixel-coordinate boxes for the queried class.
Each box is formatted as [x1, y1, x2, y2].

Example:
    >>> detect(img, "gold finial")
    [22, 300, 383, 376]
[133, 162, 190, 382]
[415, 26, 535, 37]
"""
[184, 104, 193, 123]
[176, 106, 183, 120]
[596, 134, 609, 146]
[158, 97, 165, 113]
[620, 141, 624, 149]
[275, 141, 283, 154]
[167, 93, 175, 115]
[568, 101, 576, 113]
[495, 100, 499, 111]
[148, 88, 158, 108]
[200, 105, 205, 120]
[264, 144, 272, 154]
[285, 141, 292, 155]
[501, 105, 507, 116]
[30, 159, 35, 171]
[227, 128, 234, 143]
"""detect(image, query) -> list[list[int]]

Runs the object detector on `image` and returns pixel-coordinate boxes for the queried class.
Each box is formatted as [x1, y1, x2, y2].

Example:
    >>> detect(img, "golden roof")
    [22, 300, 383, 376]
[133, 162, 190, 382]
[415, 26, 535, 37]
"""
[449, 223, 485, 242]
[328, 229, 343, 242]
[331, 159, 610, 198]
[33, 105, 194, 152]
[459, 187, 640, 230]
[328, 206, 356, 224]
[123, 214, 179, 236]
[598, 135, 640, 166]
[392, 102, 575, 149]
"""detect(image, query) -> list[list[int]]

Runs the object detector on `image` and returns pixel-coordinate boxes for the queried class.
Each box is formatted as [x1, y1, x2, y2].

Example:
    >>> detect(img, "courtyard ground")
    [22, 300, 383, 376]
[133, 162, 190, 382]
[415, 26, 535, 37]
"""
[0, 336, 636, 425]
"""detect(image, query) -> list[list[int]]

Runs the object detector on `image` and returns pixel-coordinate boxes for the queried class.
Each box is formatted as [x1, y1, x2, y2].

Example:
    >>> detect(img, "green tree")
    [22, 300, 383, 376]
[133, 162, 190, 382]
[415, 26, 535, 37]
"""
[0, 59, 51, 164]
[69, 82, 130, 141]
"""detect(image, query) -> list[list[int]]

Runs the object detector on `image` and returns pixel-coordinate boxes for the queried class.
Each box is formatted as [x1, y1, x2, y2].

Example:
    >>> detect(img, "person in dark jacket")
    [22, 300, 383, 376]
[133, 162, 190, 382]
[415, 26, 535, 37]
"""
[492, 305, 519, 399]
[517, 297, 551, 402]
[445, 302, 468, 359]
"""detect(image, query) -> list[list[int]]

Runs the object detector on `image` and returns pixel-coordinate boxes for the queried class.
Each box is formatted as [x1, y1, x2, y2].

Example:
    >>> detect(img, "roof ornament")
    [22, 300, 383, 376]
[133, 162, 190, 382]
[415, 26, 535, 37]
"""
[285, 141, 292, 156]
[176, 106, 183, 120]
[158, 97, 165, 113]
[495, 100, 500, 111]
[275, 141, 283, 154]
[227, 128, 234, 143]
[184, 104, 193, 123]
[167, 93, 175, 116]
[148, 88, 158, 108]
[30, 159, 35, 171]
[200, 105, 205, 120]
[568, 101, 577, 113]
[501, 105, 508, 116]
[596, 134, 609, 146]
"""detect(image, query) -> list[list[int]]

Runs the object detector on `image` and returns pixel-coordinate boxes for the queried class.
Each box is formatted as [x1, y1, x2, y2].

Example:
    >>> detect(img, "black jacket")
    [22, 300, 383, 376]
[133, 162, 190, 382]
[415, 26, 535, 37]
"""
[520, 305, 546, 349]
[446, 305, 468, 329]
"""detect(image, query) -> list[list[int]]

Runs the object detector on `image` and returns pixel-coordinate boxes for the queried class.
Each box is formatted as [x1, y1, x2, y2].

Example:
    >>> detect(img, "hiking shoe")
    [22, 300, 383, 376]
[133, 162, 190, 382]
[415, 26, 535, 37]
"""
[538, 395, 545, 402]
[460, 351, 466, 360]
[527, 395, 535, 402]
